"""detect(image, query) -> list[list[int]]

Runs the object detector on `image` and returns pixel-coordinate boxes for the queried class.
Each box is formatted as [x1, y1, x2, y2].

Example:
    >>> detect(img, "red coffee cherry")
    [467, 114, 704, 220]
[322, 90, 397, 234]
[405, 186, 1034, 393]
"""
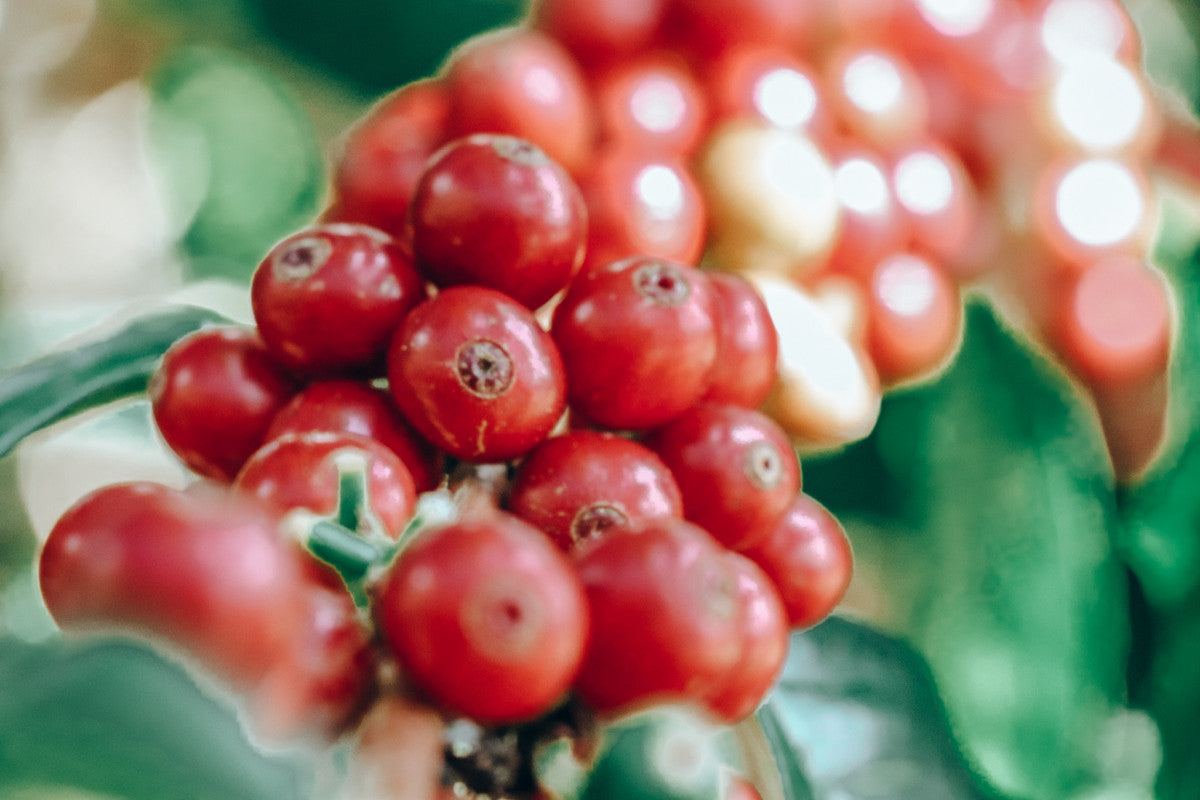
[864, 252, 963, 386]
[645, 402, 800, 550]
[551, 256, 718, 430]
[327, 78, 451, 238]
[150, 326, 296, 482]
[251, 224, 426, 377]
[575, 149, 708, 273]
[234, 431, 418, 539]
[592, 54, 708, 157]
[741, 493, 854, 629]
[572, 518, 744, 716]
[441, 27, 594, 174]
[266, 380, 442, 493]
[702, 552, 789, 723]
[388, 286, 567, 462]
[374, 510, 589, 724]
[531, 0, 669, 68]
[408, 134, 587, 310]
[507, 430, 683, 550]
[39, 482, 375, 740]
[703, 271, 779, 408]
[707, 44, 833, 140]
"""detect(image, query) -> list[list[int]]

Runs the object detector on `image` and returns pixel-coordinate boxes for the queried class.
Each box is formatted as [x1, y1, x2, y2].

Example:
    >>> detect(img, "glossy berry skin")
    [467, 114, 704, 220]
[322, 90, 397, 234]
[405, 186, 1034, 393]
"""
[374, 510, 589, 724]
[266, 380, 442, 493]
[645, 402, 800, 550]
[441, 27, 594, 174]
[150, 326, 296, 482]
[38, 482, 374, 740]
[707, 45, 833, 140]
[742, 493, 853, 629]
[328, 78, 450, 237]
[702, 271, 778, 408]
[507, 430, 683, 550]
[572, 518, 744, 716]
[865, 253, 963, 386]
[388, 286, 566, 462]
[592, 54, 708, 157]
[551, 256, 718, 430]
[703, 552, 789, 723]
[251, 224, 426, 376]
[234, 431, 418, 539]
[408, 134, 587, 310]
[532, 0, 668, 68]
[576, 150, 707, 274]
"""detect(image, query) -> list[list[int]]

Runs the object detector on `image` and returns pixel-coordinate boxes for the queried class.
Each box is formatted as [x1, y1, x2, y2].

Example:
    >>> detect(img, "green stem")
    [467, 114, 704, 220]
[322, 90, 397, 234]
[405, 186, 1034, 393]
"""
[306, 519, 382, 584]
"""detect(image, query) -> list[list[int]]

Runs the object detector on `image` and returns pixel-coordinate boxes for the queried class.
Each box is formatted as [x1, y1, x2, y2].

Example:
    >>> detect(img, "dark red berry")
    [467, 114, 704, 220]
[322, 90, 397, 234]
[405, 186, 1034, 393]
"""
[266, 380, 442, 492]
[388, 286, 566, 462]
[408, 134, 587, 310]
[251, 224, 426, 376]
[374, 510, 589, 724]
[741, 493, 853, 629]
[572, 518, 743, 715]
[507, 430, 683, 550]
[644, 402, 800, 550]
[551, 256, 718, 430]
[150, 326, 296, 481]
[234, 431, 418, 539]
[703, 271, 778, 408]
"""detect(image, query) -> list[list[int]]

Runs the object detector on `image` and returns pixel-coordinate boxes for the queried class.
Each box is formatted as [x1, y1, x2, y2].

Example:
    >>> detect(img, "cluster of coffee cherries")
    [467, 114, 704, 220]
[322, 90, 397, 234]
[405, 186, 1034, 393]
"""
[327, 0, 1179, 479]
[38, 125, 852, 797]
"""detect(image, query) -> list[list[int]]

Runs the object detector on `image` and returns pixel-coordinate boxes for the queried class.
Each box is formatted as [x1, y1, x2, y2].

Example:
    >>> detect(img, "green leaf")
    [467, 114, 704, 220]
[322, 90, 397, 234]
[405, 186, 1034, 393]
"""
[804, 302, 1129, 800]
[1136, 597, 1200, 800]
[0, 636, 310, 800]
[758, 616, 1004, 800]
[0, 305, 233, 460]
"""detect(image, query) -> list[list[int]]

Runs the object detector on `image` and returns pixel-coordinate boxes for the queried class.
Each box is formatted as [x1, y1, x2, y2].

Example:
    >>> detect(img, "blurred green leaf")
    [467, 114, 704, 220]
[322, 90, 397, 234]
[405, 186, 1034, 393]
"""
[147, 46, 326, 281]
[0, 305, 233, 461]
[805, 303, 1128, 800]
[759, 616, 1004, 800]
[0, 637, 310, 800]
[1135, 597, 1200, 800]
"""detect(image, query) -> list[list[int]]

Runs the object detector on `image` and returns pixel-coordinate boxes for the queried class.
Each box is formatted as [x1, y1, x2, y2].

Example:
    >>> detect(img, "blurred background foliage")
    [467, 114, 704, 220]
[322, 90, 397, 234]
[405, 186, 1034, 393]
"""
[2, 1, 1200, 799]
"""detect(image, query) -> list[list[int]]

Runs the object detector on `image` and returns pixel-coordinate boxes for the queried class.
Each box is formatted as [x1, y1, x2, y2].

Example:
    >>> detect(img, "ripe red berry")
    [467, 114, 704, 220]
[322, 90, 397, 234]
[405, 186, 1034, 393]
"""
[251, 224, 426, 377]
[374, 510, 589, 724]
[327, 78, 451, 237]
[441, 27, 594, 174]
[644, 402, 800, 550]
[592, 54, 708, 157]
[707, 44, 833, 140]
[742, 493, 854, 629]
[266, 380, 442, 493]
[572, 518, 744, 715]
[388, 286, 567, 462]
[703, 271, 778, 408]
[150, 326, 296, 481]
[234, 431, 418, 539]
[408, 134, 587, 310]
[576, 149, 708, 273]
[702, 552, 789, 723]
[864, 252, 963, 386]
[507, 430, 683, 550]
[531, 0, 669, 68]
[552, 256, 718, 430]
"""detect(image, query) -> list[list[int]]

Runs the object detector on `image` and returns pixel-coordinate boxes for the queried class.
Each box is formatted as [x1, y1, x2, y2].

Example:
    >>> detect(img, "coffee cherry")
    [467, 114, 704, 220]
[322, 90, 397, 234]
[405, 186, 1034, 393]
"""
[266, 380, 442, 493]
[328, 78, 450, 237]
[592, 54, 708, 157]
[408, 134, 587, 310]
[251, 224, 426, 376]
[823, 45, 929, 152]
[552, 256, 718, 430]
[374, 510, 588, 724]
[644, 402, 800, 550]
[702, 552, 789, 723]
[388, 286, 567, 462]
[707, 44, 832, 140]
[573, 518, 743, 715]
[150, 326, 296, 482]
[507, 430, 683, 550]
[532, 0, 669, 67]
[827, 144, 909, 279]
[864, 253, 963, 386]
[234, 431, 418, 539]
[441, 27, 594, 174]
[703, 271, 779, 409]
[576, 150, 708, 273]
[742, 493, 854, 629]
